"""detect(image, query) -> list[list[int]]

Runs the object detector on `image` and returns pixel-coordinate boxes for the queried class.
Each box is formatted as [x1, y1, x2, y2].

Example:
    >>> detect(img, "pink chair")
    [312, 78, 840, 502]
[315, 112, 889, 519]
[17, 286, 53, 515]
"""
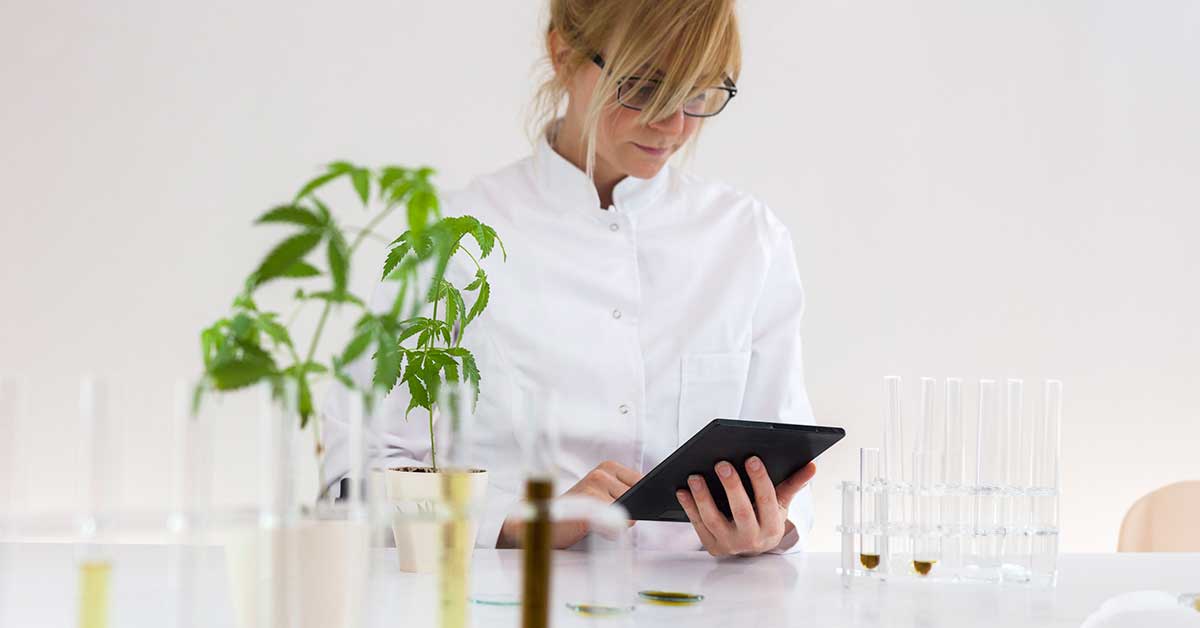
[1117, 481, 1200, 552]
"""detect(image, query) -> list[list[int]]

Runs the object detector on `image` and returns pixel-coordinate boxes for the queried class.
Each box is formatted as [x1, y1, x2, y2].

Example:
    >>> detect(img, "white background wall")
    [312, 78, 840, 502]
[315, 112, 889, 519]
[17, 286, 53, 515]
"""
[1, 1, 1197, 552]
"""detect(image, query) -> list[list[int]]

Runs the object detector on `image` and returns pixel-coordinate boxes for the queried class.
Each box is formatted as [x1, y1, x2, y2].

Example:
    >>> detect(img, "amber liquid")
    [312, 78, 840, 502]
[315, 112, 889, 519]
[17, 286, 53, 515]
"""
[521, 478, 554, 628]
[913, 560, 937, 576]
[859, 553, 880, 570]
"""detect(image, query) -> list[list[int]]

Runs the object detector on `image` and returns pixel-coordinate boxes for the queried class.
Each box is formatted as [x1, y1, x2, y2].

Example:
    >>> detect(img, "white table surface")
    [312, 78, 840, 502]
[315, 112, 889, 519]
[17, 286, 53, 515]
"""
[2, 543, 1197, 627]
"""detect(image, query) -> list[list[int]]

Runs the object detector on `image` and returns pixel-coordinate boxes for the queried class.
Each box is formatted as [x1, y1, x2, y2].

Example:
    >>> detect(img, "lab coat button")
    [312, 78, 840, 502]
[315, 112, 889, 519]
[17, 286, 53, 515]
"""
[609, 223, 620, 232]
[611, 309, 622, 320]
[618, 404, 631, 415]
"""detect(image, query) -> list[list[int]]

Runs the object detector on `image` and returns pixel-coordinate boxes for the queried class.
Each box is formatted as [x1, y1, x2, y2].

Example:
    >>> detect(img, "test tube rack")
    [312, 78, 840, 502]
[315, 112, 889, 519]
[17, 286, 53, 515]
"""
[837, 480, 1061, 585]
[837, 377, 1063, 587]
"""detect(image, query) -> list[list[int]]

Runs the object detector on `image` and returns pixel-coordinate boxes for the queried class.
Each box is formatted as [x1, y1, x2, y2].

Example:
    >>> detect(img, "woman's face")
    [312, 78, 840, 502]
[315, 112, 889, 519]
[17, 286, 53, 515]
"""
[564, 57, 702, 180]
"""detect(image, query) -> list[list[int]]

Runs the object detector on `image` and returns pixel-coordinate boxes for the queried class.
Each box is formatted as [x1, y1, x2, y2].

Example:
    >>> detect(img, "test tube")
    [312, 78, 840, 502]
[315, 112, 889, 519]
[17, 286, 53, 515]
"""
[436, 381, 481, 628]
[913, 378, 942, 577]
[912, 450, 941, 577]
[841, 479, 857, 586]
[858, 448, 883, 574]
[555, 497, 636, 617]
[77, 375, 120, 628]
[166, 379, 213, 628]
[254, 381, 300, 628]
[1002, 379, 1032, 582]
[514, 381, 560, 628]
[1030, 380, 1062, 586]
[968, 379, 1003, 581]
[881, 376, 906, 573]
[941, 378, 965, 575]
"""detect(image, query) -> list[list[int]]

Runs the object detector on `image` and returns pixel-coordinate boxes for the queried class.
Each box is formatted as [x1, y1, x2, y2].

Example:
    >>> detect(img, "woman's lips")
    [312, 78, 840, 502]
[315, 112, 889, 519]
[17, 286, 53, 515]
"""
[633, 142, 669, 157]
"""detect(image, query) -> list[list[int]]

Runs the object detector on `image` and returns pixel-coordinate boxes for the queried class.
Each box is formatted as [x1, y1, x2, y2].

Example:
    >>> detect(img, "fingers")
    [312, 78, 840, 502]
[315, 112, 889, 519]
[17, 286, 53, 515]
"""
[676, 489, 720, 552]
[744, 456, 784, 539]
[715, 461, 758, 532]
[774, 462, 817, 509]
[581, 467, 632, 501]
[686, 473, 733, 538]
[598, 460, 643, 487]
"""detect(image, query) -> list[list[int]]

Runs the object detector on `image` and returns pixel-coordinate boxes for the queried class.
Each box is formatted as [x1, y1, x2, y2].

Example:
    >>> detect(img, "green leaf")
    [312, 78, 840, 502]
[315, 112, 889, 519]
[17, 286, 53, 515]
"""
[253, 230, 324, 285]
[326, 228, 350, 294]
[351, 168, 370, 206]
[297, 375, 314, 427]
[340, 327, 373, 365]
[397, 317, 430, 344]
[231, 313, 255, 341]
[471, 221, 494, 258]
[483, 224, 506, 260]
[464, 269, 485, 291]
[466, 273, 490, 324]
[208, 354, 275, 390]
[306, 290, 365, 306]
[372, 330, 402, 392]
[403, 371, 429, 420]
[255, 314, 293, 347]
[457, 350, 480, 397]
[381, 240, 411, 281]
[295, 171, 341, 202]
[256, 205, 323, 228]
[378, 166, 409, 199]
[280, 261, 321, 278]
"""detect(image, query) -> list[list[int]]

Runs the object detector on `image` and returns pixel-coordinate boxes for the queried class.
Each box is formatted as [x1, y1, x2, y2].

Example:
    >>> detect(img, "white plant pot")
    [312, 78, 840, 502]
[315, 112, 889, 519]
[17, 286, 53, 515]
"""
[385, 467, 489, 573]
[225, 519, 369, 628]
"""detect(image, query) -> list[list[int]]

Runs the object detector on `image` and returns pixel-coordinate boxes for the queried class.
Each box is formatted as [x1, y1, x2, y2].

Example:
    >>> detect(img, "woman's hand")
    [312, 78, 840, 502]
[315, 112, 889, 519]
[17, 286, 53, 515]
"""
[675, 458, 816, 557]
[497, 460, 642, 549]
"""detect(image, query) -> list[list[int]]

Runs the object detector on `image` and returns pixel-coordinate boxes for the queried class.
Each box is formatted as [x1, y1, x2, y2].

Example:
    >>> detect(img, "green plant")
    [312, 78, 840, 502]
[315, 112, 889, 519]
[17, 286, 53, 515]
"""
[196, 161, 504, 477]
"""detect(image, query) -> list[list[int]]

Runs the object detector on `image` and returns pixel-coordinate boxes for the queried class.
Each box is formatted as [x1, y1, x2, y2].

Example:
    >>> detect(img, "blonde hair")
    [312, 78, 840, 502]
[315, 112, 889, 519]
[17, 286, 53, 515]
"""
[529, 0, 742, 178]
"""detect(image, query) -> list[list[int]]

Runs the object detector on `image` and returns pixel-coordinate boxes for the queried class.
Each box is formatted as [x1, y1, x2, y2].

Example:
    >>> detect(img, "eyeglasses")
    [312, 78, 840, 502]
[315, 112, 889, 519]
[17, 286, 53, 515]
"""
[591, 53, 738, 118]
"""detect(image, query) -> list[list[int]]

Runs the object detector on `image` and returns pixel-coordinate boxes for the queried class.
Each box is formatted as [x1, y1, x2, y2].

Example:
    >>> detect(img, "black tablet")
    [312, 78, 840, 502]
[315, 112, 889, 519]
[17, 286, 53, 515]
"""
[616, 419, 845, 522]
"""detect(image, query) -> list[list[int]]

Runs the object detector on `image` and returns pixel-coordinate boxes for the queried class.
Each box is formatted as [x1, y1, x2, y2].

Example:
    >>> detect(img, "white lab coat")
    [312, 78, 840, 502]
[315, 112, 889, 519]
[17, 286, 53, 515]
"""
[323, 121, 817, 553]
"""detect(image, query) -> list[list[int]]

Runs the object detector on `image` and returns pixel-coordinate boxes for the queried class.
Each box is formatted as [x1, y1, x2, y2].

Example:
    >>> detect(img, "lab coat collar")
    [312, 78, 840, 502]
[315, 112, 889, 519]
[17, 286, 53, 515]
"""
[533, 119, 672, 215]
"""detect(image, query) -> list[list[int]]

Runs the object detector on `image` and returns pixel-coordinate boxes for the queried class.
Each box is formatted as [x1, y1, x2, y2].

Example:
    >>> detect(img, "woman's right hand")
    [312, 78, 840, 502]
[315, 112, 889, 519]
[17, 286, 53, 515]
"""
[496, 460, 642, 549]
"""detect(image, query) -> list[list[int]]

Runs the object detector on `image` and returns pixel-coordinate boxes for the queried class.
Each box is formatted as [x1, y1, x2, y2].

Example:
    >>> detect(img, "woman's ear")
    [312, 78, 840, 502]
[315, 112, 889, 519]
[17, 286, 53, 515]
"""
[547, 29, 571, 74]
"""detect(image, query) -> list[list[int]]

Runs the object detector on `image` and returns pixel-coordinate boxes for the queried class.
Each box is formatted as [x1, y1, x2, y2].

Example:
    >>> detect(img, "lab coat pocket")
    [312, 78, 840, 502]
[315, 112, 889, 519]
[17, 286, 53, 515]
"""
[678, 351, 752, 444]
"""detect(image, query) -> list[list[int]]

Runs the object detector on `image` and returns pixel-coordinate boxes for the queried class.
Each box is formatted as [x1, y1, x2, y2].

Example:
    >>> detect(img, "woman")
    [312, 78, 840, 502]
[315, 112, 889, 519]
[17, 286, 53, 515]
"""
[327, 0, 818, 557]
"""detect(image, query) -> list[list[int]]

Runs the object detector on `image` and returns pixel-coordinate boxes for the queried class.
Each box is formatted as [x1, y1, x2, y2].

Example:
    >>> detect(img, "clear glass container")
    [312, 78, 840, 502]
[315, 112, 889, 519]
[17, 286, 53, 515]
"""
[1029, 380, 1062, 587]
[858, 448, 884, 575]
[967, 379, 1003, 582]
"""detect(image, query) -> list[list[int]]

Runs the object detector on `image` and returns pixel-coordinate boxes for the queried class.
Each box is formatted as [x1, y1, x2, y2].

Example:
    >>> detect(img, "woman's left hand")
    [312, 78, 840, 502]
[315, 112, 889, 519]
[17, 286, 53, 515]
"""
[675, 458, 816, 557]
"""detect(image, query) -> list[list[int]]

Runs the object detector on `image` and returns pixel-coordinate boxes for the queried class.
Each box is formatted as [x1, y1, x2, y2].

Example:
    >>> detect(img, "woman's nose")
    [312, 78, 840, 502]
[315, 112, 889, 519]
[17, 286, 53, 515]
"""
[648, 107, 686, 134]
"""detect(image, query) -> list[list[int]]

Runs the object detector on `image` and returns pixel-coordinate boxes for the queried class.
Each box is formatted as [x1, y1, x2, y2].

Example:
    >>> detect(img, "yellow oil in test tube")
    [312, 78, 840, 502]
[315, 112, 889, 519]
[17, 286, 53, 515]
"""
[78, 560, 112, 628]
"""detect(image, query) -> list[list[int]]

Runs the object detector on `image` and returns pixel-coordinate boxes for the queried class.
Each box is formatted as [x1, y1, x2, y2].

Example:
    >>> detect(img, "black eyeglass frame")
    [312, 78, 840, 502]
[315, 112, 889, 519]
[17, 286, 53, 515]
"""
[591, 53, 738, 118]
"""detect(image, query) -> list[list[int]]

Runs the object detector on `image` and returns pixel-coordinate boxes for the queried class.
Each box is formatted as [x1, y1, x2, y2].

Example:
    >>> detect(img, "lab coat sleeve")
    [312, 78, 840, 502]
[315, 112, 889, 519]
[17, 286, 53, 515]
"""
[738, 209, 817, 555]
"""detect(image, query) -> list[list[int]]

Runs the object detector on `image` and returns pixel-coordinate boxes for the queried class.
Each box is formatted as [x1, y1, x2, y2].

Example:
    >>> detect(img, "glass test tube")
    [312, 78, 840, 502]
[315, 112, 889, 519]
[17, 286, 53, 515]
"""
[166, 379, 213, 628]
[254, 381, 300, 628]
[553, 497, 636, 617]
[858, 448, 883, 573]
[941, 378, 966, 575]
[841, 480, 856, 585]
[881, 376, 905, 573]
[969, 379, 1003, 581]
[1030, 380, 1062, 586]
[514, 382, 560, 628]
[77, 375, 119, 628]
[1002, 379, 1032, 582]
[912, 450, 941, 577]
[436, 381, 480, 628]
